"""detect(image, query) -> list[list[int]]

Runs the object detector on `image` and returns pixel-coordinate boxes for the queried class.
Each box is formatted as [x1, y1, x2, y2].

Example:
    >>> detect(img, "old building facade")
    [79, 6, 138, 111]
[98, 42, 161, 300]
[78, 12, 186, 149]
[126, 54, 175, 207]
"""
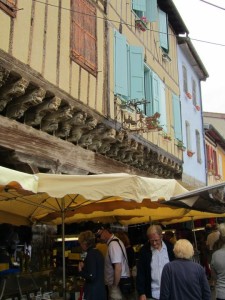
[0, 0, 196, 180]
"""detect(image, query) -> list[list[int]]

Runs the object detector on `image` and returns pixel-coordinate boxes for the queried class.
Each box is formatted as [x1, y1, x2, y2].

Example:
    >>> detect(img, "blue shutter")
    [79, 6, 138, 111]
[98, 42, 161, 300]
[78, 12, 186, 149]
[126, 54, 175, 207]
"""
[172, 93, 182, 141]
[152, 72, 160, 114]
[146, 0, 157, 22]
[159, 9, 168, 52]
[132, 0, 146, 12]
[129, 46, 144, 101]
[114, 30, 128, 97]
[159, 81, 167, 132]
[145, 68, 153, 116]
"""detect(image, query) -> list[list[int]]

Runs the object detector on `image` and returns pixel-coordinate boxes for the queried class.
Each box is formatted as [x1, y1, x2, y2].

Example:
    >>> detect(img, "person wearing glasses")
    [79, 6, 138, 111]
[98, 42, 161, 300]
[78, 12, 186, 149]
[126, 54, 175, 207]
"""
[136, 225, 175, 300]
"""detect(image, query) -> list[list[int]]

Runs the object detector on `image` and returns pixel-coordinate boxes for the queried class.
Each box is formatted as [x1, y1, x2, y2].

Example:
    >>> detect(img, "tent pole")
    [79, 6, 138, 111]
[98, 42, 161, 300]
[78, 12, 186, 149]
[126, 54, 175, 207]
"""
[191, 216, 200, 263]
[62, 199, 66, 300]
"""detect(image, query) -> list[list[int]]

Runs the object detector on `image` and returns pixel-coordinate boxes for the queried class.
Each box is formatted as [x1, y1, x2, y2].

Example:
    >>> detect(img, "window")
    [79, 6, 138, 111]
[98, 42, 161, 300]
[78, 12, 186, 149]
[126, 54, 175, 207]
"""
[132, 0, 157, 22]
[185, 121, 191, 150]
[114, 31, 167, 129]
[114, 30, 144, 101]
[195, 130, 201, 163]
[0, 0, 16, 17]
[71, 0, 97, 76]
[182, 65, 188, 93]
[192, 79, 197, 106]
[206, 144, 218, 175]
[172, 94, 182, 141]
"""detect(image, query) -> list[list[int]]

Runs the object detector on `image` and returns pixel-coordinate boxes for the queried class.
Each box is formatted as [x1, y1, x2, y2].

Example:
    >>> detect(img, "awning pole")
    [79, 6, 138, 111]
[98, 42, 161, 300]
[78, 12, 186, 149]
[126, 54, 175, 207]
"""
[62, 199, 66, 300]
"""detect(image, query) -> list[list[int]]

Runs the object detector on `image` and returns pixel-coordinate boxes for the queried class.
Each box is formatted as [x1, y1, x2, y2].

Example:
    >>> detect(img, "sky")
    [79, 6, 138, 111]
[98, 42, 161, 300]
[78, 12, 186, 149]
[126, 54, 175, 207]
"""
[173, 0, 225, 113]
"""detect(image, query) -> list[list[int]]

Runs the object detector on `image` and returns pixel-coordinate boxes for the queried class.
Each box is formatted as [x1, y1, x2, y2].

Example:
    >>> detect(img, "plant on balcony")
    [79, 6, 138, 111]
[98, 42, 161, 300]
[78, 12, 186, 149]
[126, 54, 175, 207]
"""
[176, 140, 186, 151]
[187, 150, 195, 157]
[215, 174, 221, 180]
[135, 16, 148, 32]
[162, 132, 172, 141]
[186, 92, 192, 99]
[195, 105, 201, 111]
[145, 112, 163, 131]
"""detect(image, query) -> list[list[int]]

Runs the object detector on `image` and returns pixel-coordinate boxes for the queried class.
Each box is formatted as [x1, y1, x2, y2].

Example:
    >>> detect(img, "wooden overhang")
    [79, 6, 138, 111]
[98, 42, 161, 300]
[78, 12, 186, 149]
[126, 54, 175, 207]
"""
[0, 49, 182, 178]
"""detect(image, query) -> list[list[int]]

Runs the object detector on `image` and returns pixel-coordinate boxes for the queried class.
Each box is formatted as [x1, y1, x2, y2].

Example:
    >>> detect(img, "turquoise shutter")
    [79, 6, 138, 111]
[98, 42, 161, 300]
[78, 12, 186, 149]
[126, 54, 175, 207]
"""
[132, 0, 146, 12]
[172, 94, 182, 141]
[159, 81, 167, 132]
[145, 68, 153, 116]
[159, 9, 168, 52]
[129, 46, 144, 101]
[146, 0, 157, 22]
[114, 30, 128, 97]
[152, 72, 160, 114]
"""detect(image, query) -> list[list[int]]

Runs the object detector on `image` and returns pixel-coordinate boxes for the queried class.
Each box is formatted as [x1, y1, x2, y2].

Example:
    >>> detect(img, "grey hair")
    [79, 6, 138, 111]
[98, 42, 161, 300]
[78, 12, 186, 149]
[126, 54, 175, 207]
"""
[78, 230, 96, 248]
[173, 239, 194, 259]
[218, 223, 225, 237]
[147, 224, 162, 236]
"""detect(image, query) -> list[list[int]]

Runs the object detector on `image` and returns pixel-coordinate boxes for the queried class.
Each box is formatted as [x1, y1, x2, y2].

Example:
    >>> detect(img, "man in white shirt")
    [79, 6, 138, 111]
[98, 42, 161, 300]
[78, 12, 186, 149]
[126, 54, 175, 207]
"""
[96, 226, 130, 300]
[136, 225, 175, 300]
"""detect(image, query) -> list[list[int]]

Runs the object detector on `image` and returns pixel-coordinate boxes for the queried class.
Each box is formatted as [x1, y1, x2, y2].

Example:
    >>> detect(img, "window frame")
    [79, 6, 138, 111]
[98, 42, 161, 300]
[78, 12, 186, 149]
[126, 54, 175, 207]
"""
[182, 65, 188, 93]
[0, 0, 17, 17]
[192, 78, 197, 106]
[70, 0, 97, 76]
[195, 129, 201, 163]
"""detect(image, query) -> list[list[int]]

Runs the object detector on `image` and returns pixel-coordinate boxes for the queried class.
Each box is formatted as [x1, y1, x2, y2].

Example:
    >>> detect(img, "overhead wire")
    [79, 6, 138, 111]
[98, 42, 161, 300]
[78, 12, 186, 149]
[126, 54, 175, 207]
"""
[16, 0, 225, 47]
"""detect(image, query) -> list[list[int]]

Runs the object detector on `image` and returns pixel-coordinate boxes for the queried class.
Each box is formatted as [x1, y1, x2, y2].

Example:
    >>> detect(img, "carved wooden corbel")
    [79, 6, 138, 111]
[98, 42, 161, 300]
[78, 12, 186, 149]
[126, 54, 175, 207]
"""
[41, 106, 73, 133]
[6, 87, 46, 119]
[0, 77, 29, 112]
[25, 96, 61, 126]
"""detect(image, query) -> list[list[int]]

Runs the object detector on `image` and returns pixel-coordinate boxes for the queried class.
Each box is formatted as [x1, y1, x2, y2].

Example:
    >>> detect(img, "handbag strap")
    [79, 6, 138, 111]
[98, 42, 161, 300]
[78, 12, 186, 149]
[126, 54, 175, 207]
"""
[108, 238, 129, 267]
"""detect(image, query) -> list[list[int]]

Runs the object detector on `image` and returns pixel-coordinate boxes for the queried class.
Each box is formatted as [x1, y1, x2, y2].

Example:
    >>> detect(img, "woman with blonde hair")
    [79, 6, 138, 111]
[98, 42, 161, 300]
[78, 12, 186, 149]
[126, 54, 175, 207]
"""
[160, 239, 210, 300]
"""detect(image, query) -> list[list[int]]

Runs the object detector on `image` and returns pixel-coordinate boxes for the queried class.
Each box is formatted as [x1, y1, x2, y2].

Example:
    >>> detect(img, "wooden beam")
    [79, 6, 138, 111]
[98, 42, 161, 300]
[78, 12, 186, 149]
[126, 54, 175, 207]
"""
[0, 116, 151, 176]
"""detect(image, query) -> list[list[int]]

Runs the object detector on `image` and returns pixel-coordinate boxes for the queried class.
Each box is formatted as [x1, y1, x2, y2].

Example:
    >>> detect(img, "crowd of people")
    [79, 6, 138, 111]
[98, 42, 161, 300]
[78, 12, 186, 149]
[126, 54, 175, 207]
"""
[76, 223, 225, 300]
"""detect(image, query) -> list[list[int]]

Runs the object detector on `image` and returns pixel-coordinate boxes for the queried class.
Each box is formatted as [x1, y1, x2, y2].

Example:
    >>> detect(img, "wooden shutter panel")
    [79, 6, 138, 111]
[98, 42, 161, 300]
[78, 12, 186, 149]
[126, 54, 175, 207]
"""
[71, 0, 97, 75]
[152, 72, 160, 114]
[114, 31, 128, 97]
[159, 81, 167, 132]
[132, 0, 146, 12]
[159, 9, 168, 52]
[129, 45, 144, 101]
[145, 69, 153, 116]
[146, 0, 158, 22]
[172, 94, 182, 141]
[0, 0, 16, 17]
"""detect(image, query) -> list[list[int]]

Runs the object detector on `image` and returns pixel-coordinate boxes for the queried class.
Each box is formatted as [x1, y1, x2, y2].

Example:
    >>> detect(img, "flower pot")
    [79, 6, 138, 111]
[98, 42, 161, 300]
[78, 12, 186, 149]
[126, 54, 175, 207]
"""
[195, 105, 200, 111]
[187, 150, 195, 157]
[186, 92, 192, 99]
[135, 19, 147, 32]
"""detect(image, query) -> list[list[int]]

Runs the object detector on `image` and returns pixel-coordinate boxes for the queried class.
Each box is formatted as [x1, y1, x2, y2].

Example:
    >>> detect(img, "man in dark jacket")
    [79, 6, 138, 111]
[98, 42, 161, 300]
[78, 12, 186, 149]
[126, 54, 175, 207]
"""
[136, 225, 175, 300]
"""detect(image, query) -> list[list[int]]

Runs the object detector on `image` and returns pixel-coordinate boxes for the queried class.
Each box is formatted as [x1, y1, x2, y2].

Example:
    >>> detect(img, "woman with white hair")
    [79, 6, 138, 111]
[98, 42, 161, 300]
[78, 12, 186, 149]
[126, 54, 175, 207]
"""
[159, 239, 210, 300]
[211, 223, 225, 300]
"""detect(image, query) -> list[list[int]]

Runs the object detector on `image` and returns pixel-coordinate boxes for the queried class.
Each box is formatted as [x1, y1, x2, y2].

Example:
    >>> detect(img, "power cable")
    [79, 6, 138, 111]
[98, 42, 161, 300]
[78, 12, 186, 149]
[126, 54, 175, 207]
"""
[200, 0, 225, 11]
[16, 0, 225, 47]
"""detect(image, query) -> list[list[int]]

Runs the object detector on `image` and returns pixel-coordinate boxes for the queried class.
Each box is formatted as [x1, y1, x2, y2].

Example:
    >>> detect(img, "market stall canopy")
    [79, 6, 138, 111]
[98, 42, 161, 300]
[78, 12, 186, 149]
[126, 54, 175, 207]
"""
[165, 182, 225, 214]
[0, 166, 189, 225]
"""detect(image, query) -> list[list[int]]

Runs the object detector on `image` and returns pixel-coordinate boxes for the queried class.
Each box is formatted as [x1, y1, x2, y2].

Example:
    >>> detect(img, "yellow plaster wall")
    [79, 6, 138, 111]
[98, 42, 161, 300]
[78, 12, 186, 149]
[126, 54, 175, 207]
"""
[12, 0, 32, 63]
[44, 0, 58, 84]
[29, 1, 46, 73]
[0, 11, 10, 51]
[58, 2, 70, 93]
